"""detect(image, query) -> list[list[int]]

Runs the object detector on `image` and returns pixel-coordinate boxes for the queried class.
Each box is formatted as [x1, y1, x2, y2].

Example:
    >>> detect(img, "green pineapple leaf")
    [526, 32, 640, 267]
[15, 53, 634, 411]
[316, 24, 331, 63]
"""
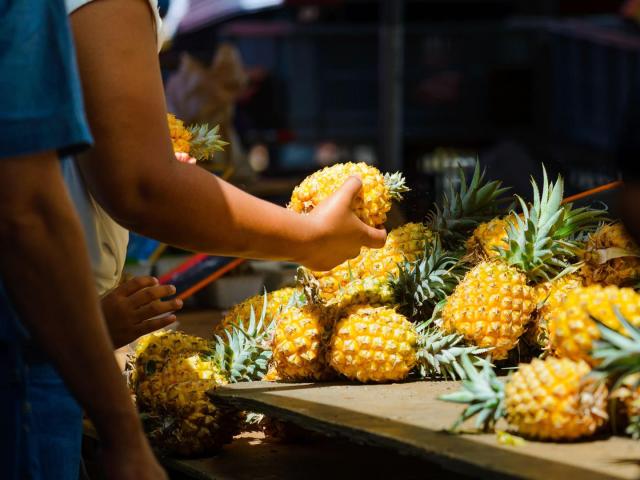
[439, 354, 505, 432]
[384, 171, 411, 200]
[187, 123, 229, 161]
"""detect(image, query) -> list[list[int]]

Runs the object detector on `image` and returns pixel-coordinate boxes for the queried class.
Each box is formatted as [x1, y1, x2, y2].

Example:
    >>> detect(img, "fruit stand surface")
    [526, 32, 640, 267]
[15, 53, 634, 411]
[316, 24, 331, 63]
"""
[210, 381, 640, 480]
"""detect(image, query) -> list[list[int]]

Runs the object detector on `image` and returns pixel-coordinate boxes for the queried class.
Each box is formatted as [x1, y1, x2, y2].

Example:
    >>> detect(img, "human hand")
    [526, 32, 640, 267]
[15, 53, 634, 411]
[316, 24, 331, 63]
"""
[175, 152, 197, 164]
[299, 176, 387, 271]
[102, 276, 183, 348]
[102, 432, 167, 480]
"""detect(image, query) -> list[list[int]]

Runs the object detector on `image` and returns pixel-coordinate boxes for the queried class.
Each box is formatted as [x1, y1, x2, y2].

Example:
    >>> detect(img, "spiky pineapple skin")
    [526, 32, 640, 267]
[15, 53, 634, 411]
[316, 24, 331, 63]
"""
[145, 380, 241, 457]
[289, 162, 396, 227]
[548, 285, 640, 364]
[505, 358, 607, 441]
[466, 215, 510, 261]
[167, 113, 192, 154]
[442, 262, 535, 360]
[581, 223, 640, 287]
[328, 306, 417, 383]
[271, 306, 335, 381]
[526, 274, 584, 350]
[131, 331, 211, 386]
[218, 287, 299, 333]
[136, 354, 227, 412]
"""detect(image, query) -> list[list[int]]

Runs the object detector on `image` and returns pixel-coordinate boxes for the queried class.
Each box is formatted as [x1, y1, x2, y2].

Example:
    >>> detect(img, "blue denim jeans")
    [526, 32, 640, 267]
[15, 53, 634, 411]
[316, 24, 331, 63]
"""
[0, 343, 82, 480]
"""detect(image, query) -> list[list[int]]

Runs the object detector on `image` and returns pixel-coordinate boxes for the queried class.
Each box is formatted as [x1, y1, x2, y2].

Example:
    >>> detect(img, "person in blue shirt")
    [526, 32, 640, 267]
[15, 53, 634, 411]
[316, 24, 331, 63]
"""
[0, 1, 166, 479]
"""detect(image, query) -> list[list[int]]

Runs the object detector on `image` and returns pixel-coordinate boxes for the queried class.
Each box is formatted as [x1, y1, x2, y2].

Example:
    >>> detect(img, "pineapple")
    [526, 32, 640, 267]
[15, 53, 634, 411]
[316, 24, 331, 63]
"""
[328, 306, 486, 383]
[132, 305, 274, 457]
[442, 169, 605, 360]
[168, 113, 192, 154]
[289, 162, 409, 227]
[217, 287, 304, 334]
[525, 273, 583, 351]
[441, 355, 608, 441]
[548, 285, 640, 364]
[130, 330, 211, 386]
[465, 213, 522, 262]
[581, 222, 640, 287]
[270, 305, 335, 381]
[136, 353, 227, 412]
[143, 380, 241, 457]
[300, 222, 433, 307]
[167, 113, 228, 161]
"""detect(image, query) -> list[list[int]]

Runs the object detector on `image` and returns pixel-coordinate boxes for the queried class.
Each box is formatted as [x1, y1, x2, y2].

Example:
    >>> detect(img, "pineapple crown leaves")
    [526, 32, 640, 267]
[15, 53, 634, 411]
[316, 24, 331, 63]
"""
[591, 310, 640, 389]
[187, 123, 229, 161]
[213, 294, 274, 383]
[414, 320, 490, 381]
[384, 171, 411, 200]
[391, 237, 467, 320]
[498, 166, 607, 283]
[427, 161, 511, 246]
[439, 354, 505, 432]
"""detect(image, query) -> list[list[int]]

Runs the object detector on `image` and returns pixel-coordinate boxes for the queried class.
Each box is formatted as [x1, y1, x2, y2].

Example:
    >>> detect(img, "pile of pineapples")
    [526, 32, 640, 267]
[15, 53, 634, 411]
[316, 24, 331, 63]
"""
[129, 160, 640, 456]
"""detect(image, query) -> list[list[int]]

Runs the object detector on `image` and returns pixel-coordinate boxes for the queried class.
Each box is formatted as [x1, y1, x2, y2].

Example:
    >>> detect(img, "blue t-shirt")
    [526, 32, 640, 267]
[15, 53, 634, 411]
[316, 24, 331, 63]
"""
[0, 0, 92, 342]
[0, 0, 92, 159]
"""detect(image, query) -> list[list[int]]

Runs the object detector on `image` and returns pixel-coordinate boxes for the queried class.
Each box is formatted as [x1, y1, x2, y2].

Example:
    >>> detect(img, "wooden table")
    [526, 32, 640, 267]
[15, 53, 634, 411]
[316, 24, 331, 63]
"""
[211, 381, 640, 480]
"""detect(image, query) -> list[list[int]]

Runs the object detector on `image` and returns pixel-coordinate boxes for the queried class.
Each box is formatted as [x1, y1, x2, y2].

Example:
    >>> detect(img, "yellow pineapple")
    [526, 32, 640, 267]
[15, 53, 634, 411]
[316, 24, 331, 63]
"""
[548, 285, 640, 364]
[167, 113, 192, 154]
[167, 113, 229, 161]
[270, 305, 335, 381]
[580, 222, 640, 287]
[217, 287, 302, 334]
[443, 169, 604, 360]
[144, 380, 241, 457]
[136, 353, 227, 412]
[327, 306, 486, 383]
[525, 274, 583, 350]
[442, 262, 535, 360]
[301, 223, 434, 308]
[465, 215, 511, 260]
[328, 306, 417, 382]
[442, 355, 608, 441]
[289, 162, 409, 227]
[131, 331, 211, 386]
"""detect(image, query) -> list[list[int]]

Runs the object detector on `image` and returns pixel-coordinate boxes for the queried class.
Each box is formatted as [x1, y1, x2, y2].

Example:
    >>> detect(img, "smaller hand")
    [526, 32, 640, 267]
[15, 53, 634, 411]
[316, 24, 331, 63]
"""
[175, 152, 197, 164]
[102, 276, 183, 348]
[300, 176, 387, 271]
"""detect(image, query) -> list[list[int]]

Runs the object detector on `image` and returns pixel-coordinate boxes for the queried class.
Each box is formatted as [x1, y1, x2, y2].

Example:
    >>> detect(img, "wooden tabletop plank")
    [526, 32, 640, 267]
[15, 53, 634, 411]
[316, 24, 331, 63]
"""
[210, 381, 640, 480]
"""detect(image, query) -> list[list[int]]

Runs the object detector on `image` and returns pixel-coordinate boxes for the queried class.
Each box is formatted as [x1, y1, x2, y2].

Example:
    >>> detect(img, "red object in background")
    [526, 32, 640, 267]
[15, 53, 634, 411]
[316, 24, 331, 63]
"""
[622, 0, 640, 20]
[277, 129, 296, 144]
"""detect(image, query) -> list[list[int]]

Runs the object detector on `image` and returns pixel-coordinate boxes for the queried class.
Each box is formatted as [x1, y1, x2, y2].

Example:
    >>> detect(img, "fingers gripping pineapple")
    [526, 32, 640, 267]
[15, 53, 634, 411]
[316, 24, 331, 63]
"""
[270, 305, 335, 381]
[441, 355, 608, 441]
[442, 169, 605, 360]
[549, 285, 640, 364]
[289, 162, 409, 227]
[328, 306, 486, 383]
[580, 222, 640, 287]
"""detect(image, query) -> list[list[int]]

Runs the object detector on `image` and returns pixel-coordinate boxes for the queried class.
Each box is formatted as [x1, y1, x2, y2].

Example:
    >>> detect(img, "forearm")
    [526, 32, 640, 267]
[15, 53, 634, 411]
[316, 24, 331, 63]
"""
[0, 173, 142, 447]
[109, 161, 311, 261]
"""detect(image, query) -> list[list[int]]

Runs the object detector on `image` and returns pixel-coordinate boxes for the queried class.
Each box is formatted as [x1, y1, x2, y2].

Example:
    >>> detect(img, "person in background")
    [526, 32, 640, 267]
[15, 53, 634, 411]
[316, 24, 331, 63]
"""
[0, 1, 166, 479]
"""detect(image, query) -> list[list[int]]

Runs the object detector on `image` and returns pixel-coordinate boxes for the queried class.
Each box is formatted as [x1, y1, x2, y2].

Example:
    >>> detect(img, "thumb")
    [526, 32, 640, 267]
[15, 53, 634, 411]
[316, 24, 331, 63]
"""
[329, 176, 363, 207]
[361, 225, 387, 249]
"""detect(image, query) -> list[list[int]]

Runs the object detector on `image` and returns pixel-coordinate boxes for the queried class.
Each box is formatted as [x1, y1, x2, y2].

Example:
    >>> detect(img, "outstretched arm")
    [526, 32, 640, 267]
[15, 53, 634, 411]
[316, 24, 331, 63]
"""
[69, 0, 385, 272]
